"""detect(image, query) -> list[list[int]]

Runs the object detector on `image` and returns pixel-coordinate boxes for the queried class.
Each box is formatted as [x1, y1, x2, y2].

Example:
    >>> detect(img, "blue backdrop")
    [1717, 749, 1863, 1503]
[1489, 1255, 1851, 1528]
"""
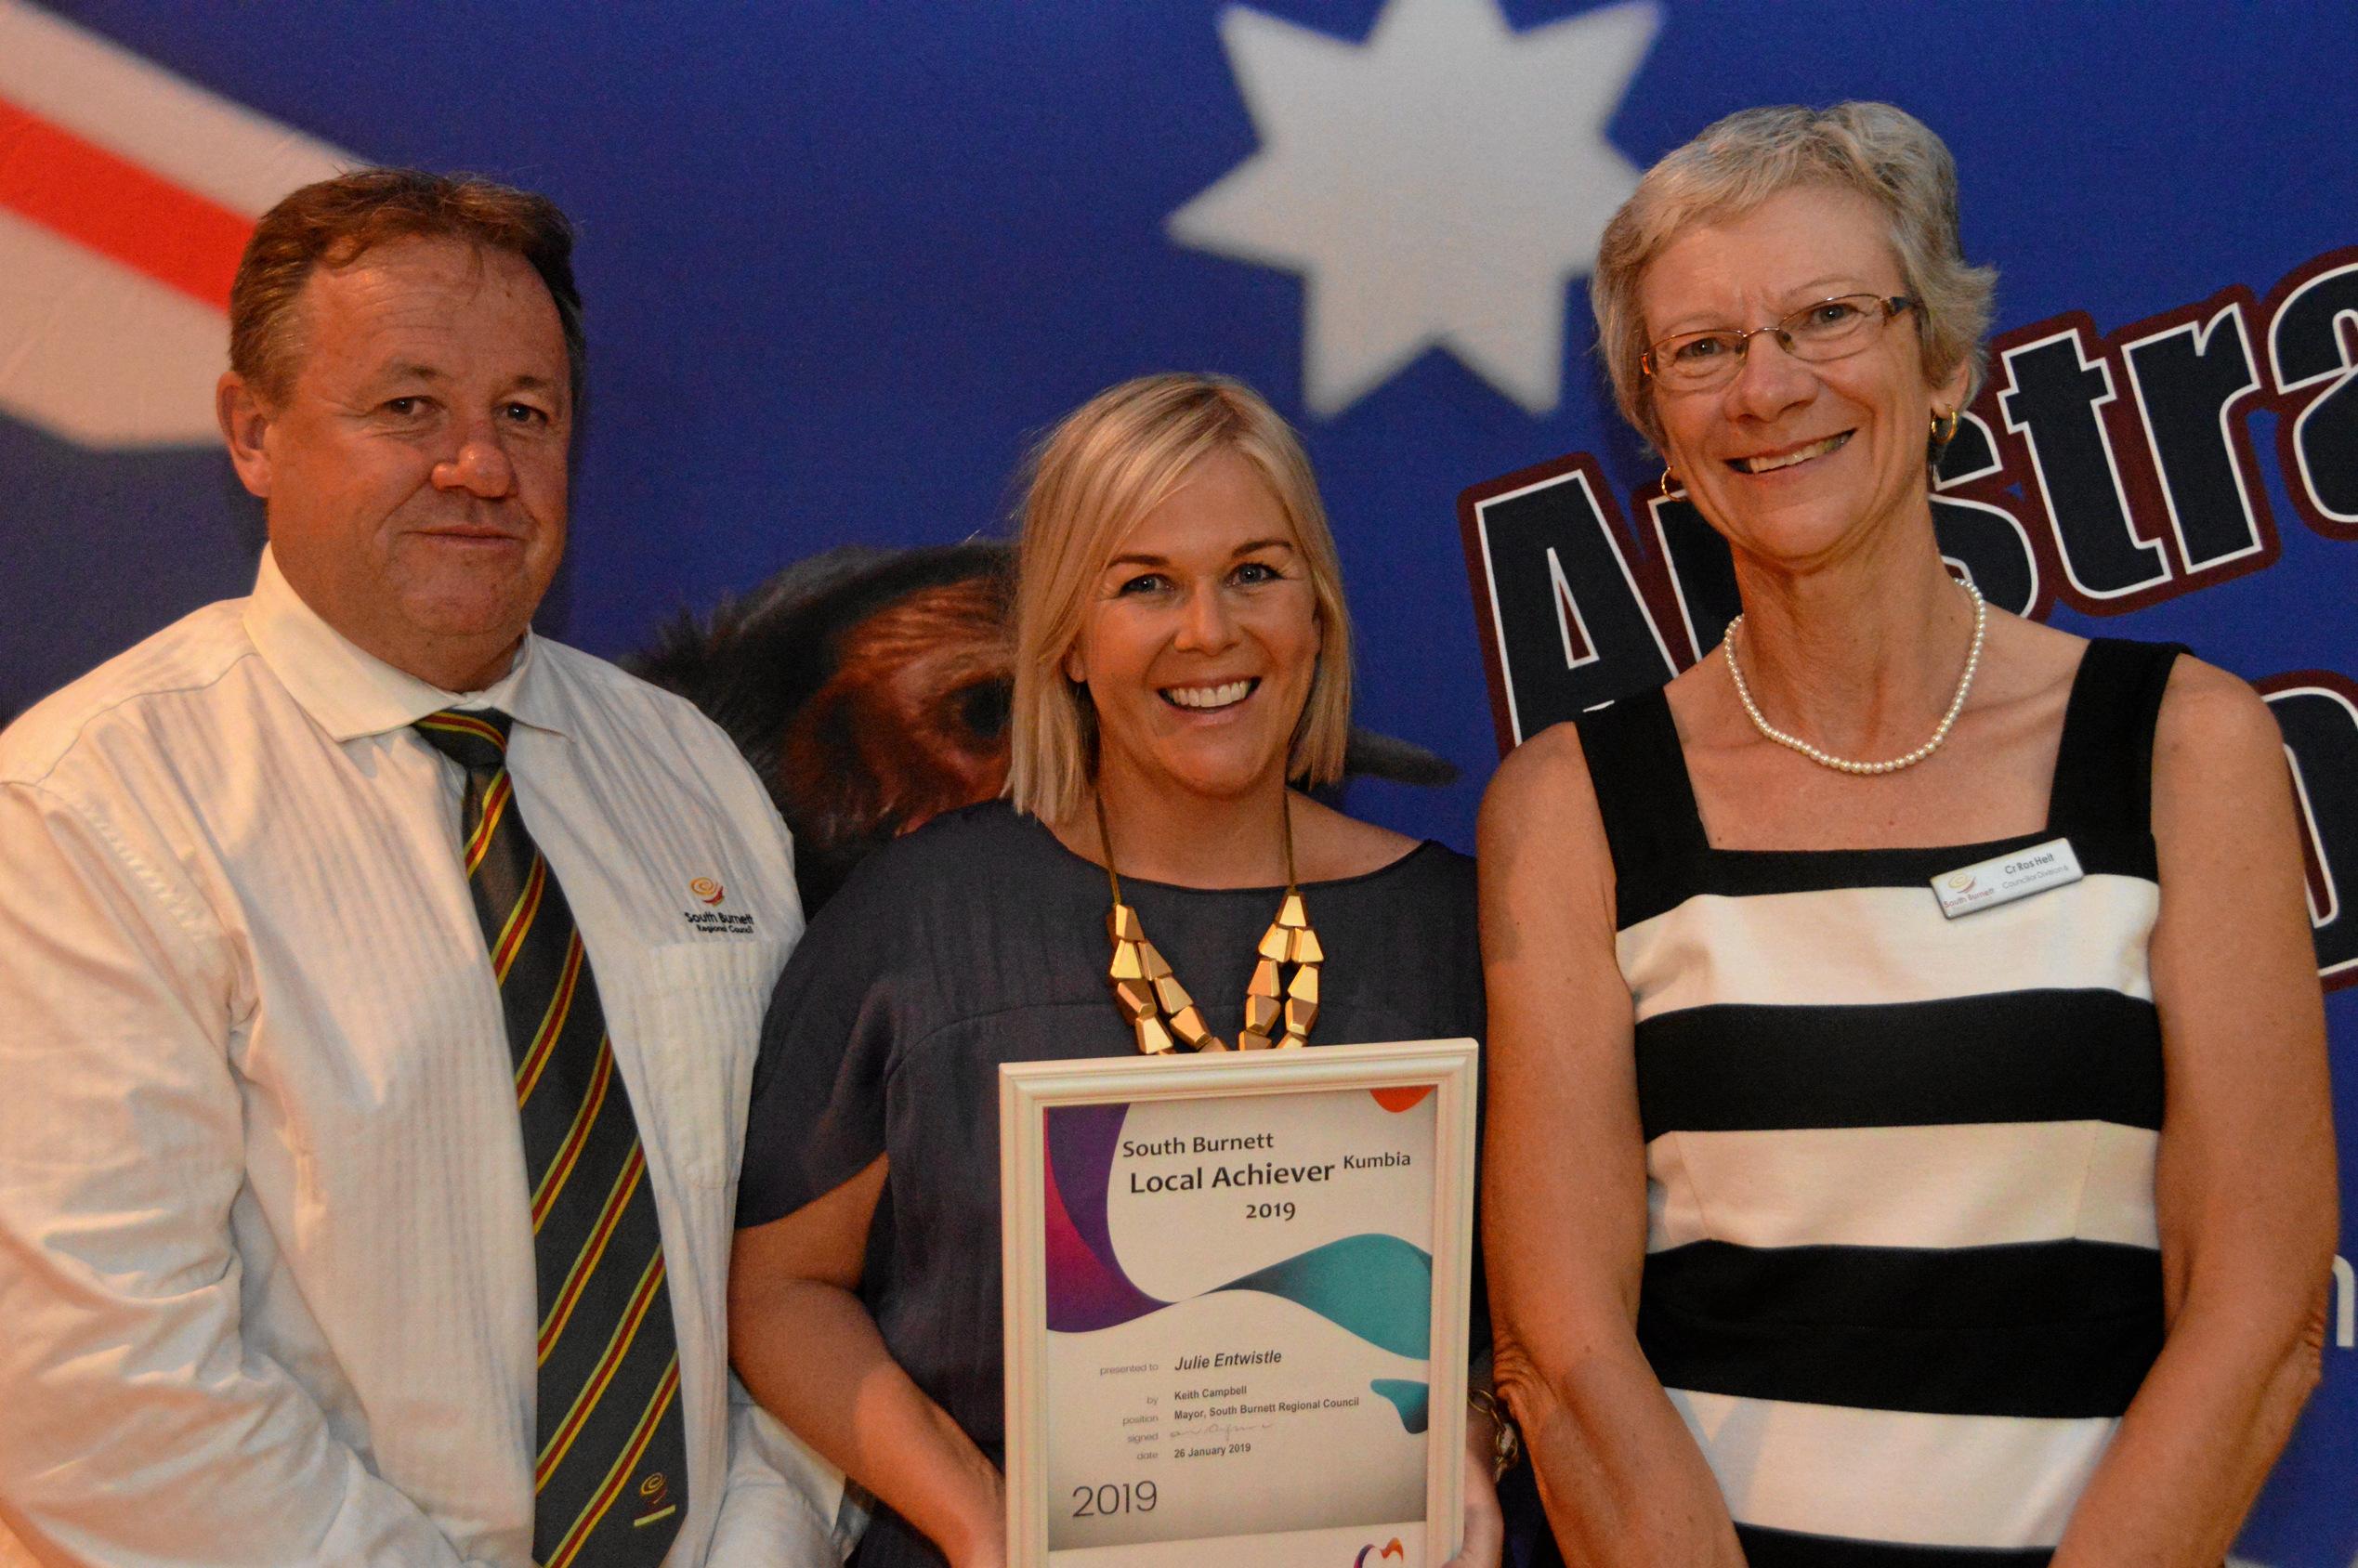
[1, 3, 2351, 1561]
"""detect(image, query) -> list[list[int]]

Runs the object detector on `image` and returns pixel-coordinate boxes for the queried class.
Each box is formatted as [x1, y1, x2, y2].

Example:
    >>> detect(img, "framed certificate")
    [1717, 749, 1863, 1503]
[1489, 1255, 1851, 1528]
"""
[1000, 1039, 1478, 1568]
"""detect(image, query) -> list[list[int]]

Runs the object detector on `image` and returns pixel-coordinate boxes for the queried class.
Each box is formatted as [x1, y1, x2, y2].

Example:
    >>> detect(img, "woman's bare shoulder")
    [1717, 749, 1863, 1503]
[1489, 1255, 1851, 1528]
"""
[1979, 609, 2088, 701]
[2154, 653, 2281, 772]
[1974, 614, 2264, 745]
[1481, 718, 1601, 825]
[1475, 719, 1619, 907]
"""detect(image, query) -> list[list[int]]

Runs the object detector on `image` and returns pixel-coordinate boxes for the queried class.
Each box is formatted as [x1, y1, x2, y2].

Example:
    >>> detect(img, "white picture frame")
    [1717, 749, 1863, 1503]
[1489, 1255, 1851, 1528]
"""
[1000, 1039, 1478, 1568]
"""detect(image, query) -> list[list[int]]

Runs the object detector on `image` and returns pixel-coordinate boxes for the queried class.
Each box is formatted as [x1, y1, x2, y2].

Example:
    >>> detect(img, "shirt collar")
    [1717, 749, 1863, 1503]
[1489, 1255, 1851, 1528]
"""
[242, 546, 569, 743]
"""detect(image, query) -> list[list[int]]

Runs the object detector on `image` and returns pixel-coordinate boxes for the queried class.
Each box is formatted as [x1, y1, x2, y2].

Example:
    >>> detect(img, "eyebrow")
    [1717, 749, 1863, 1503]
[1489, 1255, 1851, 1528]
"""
[1105, 538, 1297, 569]
[1780, 275, 1860, 299]
[1655, 276, 1876, 334]
[373, 363, 562, 396]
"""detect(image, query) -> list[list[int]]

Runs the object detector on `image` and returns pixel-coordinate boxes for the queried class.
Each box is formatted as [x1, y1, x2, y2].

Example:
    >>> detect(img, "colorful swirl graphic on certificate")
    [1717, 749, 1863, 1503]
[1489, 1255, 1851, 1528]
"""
[1040, 1084, 1438, 1560]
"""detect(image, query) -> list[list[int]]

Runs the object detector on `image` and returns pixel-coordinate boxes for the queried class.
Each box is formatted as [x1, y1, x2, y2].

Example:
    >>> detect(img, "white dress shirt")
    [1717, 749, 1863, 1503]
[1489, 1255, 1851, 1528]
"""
[0, 551, 844, 1567]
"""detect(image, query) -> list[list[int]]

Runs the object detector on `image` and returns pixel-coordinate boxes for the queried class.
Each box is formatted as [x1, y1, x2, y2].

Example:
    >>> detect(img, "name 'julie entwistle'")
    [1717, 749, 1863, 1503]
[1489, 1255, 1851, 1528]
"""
[1173, 1350, 1284, 1371]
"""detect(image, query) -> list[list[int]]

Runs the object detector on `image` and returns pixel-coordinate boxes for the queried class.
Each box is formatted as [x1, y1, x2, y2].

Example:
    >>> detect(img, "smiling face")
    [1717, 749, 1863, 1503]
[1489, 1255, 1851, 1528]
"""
[1063, 447, 1323, 809]
[218, 234, 572, 691]
[1639, 184, 1971, 570]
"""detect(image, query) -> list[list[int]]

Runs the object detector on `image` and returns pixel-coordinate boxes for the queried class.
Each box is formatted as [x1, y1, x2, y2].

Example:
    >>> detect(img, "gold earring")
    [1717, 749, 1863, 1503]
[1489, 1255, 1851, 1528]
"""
[1660, 464, 1685, 498]
[1930, 408, 1961, 448]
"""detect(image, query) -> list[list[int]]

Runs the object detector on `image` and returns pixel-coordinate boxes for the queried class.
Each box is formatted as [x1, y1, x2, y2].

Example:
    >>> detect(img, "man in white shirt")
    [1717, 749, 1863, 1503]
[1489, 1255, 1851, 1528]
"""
[0, 170, 843, 1568]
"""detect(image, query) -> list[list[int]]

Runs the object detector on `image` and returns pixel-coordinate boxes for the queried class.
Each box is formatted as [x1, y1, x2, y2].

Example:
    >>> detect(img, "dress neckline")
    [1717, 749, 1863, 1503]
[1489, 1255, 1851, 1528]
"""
[1574, 638, 2183, 929]
[1647, 636, 2108, 865]
[1015, 801, 1445, 896]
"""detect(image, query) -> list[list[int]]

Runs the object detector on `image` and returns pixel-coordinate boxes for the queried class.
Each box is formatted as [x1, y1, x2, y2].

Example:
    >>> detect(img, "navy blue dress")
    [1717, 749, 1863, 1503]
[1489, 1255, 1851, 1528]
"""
[738, 800, 1487, 1568]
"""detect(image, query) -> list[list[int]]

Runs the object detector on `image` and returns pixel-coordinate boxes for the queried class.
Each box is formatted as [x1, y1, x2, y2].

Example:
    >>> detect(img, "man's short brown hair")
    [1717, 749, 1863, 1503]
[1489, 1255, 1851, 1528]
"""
[229, 167, 585, 407]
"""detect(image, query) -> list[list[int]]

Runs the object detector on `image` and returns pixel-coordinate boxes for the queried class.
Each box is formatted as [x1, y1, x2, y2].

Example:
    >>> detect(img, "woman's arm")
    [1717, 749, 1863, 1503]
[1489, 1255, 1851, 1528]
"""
[2051, 660, 2338, 1566]
[729, 1156, 1007, 1568]
[1478, 724, 1745, 1568]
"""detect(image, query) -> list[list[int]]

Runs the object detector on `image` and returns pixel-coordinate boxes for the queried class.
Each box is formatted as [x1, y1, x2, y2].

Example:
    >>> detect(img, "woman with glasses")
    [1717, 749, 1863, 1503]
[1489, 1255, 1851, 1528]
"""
[1479, 102, 2332, 1565]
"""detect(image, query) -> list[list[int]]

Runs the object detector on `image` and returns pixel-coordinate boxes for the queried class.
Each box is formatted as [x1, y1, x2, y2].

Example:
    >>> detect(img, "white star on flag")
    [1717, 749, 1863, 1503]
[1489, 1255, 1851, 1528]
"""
[1169, 0, 1659, 417]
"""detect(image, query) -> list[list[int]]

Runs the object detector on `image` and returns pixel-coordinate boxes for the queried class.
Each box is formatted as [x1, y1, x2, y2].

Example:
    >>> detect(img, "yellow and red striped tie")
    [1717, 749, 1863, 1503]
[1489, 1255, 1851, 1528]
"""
[415, 709, 686, 1567]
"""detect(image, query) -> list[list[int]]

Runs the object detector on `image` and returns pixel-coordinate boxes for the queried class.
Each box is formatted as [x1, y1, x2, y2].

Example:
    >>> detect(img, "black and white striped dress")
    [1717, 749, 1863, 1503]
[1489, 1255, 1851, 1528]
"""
[1576, 638, 2182, 1566]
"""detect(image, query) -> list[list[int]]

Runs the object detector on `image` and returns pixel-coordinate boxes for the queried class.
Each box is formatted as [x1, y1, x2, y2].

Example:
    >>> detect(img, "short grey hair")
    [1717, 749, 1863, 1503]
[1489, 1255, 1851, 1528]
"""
[1591, 101, 1998, 451]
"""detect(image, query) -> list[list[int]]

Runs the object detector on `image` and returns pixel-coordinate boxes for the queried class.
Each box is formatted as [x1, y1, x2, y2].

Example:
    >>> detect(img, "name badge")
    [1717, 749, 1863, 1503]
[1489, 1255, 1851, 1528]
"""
[1931, 836, 2084, 919]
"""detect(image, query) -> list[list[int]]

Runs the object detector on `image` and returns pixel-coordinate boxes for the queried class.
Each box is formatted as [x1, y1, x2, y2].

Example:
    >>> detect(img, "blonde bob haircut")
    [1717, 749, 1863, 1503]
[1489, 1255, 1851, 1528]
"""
[1592, 100, 1998, 453]
[1005, 372, 1353, 826]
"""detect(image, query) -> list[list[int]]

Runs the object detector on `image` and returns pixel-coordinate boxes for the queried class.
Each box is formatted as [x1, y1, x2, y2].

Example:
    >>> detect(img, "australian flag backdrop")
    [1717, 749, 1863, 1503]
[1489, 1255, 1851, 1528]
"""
[2, 2, 2354, 1560]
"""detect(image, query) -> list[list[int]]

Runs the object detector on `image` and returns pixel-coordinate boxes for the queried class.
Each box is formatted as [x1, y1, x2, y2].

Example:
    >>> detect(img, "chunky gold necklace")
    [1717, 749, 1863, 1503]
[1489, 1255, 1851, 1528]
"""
[1094, 790, 1321, 1053]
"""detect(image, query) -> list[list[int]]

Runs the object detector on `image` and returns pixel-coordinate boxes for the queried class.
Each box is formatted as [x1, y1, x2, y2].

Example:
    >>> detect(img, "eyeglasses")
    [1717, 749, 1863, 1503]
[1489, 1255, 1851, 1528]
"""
[1641, 294, 1919, 392]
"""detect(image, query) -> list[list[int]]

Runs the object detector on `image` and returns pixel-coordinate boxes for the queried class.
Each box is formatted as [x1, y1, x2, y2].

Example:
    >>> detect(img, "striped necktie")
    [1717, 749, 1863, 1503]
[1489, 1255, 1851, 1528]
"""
[414, 709, 688, 1567]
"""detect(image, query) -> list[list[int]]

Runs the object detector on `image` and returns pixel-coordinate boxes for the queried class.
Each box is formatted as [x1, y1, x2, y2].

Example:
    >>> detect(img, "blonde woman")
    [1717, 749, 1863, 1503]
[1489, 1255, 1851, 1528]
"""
[1481, 103, 2333, 1565]
[731, 374, 1503, 1568]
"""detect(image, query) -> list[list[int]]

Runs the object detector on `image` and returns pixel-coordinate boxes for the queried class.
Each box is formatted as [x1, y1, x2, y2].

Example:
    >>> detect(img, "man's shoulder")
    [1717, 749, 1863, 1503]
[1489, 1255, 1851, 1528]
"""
[530, 639, 805, 924]
[530, 637, 790, 843]
[531, 636, 739, 756]
[0, 597, 258, 792]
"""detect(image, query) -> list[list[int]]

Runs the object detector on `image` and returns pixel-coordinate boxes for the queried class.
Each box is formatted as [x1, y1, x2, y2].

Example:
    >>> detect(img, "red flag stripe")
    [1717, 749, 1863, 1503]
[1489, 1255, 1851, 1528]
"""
[0, 94, 250, 309]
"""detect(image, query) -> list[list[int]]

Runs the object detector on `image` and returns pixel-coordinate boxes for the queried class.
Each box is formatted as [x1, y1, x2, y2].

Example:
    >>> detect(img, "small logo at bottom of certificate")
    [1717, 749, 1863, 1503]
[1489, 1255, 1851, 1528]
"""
[1353, 1539, 1406, 1566]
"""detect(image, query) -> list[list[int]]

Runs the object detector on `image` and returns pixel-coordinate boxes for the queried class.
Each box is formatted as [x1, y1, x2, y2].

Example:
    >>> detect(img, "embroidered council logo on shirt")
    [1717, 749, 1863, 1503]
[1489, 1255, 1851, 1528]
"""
[681, 876, 755, 934]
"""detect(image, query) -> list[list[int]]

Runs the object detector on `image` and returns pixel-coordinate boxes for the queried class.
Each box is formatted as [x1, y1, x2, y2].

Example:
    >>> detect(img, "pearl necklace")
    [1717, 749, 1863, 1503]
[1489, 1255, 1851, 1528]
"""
[1722, 576, 1986, 776]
